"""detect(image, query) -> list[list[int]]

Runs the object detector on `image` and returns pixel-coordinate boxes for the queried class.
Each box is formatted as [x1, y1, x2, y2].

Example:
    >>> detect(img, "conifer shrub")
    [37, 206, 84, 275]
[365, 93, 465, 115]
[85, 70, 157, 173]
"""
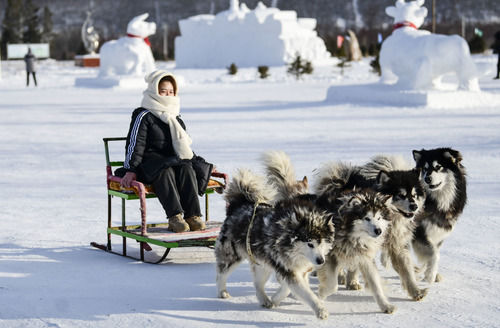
[228, 63, 238, 75]
[287, 54, 313, 79]
[257, 65, 269, 79]
[370, 54, 381, 76]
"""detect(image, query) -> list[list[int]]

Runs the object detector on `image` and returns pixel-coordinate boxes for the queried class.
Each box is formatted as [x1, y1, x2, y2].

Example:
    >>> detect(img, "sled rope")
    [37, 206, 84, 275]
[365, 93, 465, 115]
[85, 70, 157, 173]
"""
[246, 202, 260, 265]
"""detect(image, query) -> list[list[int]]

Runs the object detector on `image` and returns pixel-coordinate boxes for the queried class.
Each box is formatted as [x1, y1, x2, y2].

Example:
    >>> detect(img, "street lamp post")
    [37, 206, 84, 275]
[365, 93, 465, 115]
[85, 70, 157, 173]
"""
[163, 23, 168, 60]
[432, 0, 436, 33]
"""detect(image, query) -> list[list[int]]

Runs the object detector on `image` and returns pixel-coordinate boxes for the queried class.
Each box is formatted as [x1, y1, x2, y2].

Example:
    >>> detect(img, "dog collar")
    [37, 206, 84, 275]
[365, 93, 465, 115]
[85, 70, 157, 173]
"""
[393, 21, 418, 30]
[127, 33, 151, 46]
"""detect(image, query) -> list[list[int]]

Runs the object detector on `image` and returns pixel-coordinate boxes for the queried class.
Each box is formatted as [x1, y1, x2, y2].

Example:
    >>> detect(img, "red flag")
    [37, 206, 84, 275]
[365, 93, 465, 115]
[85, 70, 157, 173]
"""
[337, 35, 344, 49]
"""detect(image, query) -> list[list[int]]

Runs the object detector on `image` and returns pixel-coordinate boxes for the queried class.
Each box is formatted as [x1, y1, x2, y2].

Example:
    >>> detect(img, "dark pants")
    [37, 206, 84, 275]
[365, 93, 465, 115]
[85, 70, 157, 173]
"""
[496, 54, 500, 79]
[26, 72, 37, 86]
[152, 162, 201, 218]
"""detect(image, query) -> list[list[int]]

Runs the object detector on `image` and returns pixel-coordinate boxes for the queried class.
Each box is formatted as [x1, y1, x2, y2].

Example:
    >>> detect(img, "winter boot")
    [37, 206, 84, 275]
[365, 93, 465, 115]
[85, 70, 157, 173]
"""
[168, 213, 190, 233]
[185, 216, 206, 231]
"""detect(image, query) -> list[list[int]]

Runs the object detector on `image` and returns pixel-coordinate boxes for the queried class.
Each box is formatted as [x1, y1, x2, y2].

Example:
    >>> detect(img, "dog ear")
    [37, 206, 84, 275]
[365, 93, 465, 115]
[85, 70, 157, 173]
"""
[412, 150, 422, 163]
[444, 149, 463, 164]
[302, 176, 308, 187]
[376, 170, 391, 186]
[326, 214, 335, 234]
[346, 195, 362, 208]
[383, 194, 392, 207]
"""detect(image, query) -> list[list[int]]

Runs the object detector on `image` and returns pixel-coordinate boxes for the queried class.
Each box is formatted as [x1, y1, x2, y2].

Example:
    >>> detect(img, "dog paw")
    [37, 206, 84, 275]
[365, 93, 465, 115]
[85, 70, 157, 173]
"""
[260, 298, 275, 309]
[271, 296, 282, 307]
[316, 307, 329, 320]
[218, 290, 231, 299]
[435, 273, 442, 282]
[347, 281, 362, 290]
[382, 304, 396, 314]
[412, 288, 428, 301]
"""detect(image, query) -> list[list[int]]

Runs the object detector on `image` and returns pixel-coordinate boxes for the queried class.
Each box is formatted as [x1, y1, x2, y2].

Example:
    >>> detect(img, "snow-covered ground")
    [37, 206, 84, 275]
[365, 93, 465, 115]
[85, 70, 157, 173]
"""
[0, 55, 499, 327]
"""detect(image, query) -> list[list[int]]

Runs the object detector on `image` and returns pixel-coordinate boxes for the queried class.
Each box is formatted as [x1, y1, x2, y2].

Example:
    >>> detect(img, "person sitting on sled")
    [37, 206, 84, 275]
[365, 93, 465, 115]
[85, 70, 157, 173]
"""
[119, 70, 213, 233]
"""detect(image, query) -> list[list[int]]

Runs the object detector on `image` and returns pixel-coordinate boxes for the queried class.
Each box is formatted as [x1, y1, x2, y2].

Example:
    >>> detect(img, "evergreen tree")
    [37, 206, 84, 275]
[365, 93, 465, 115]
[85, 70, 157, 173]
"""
[468, 35, 486, 54]
[22, 0, 42, 43]
[1, 0, 24, 57]
[227, 63, 238, 75]
[41, 6, 54, 43]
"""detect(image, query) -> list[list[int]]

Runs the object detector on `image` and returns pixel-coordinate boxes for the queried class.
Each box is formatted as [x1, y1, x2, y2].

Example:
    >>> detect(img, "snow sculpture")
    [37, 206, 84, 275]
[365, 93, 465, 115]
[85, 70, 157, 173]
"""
[175, 0, 331, 68]
[82, 11, 99, 54]
[344, 30, 362, 62]
[379, 0, 479, 91]
[99, 13, 156, 77]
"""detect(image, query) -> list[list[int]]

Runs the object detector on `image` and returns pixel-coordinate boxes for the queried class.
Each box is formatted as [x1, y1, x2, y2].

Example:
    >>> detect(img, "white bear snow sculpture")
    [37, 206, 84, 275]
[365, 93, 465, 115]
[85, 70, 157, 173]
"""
[99, 13, 156, 77]
[379, 0, 479, 91]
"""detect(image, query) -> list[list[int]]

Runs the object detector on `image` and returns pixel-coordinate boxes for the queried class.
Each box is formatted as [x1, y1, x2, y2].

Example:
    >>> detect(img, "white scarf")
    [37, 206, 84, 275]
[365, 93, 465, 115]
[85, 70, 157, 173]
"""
[141, 70, 194, 160]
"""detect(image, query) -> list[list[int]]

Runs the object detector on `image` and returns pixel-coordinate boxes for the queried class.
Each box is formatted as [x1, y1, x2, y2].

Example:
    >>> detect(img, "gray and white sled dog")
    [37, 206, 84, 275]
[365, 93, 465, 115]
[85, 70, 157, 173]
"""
[315, 157, 428, 301]
[412, 148, 467, 283]
[261, 150, 308, 201]
[314, 170, 395, 313]
[215, 168, 335, 319]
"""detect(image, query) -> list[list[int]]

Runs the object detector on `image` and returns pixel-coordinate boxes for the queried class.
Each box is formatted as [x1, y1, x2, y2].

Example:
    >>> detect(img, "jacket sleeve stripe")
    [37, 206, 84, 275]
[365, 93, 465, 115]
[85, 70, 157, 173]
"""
[124, 110, 149, 169]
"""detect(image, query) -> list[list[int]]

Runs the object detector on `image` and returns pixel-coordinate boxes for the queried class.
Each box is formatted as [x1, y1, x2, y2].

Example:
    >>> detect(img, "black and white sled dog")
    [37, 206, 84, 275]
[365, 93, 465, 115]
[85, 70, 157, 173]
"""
[313, 181, 395, 314]
[412, 148, 467, 283]
[361, 155, 428, 300]
[215, 168, 335, 319]
[261, 150, 309, 201]
[315, 157, 428, 302]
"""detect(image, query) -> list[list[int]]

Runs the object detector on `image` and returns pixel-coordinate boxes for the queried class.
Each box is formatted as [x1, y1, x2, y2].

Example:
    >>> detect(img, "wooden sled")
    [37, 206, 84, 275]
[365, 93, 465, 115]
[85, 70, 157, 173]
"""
[91, 137, 227, 264]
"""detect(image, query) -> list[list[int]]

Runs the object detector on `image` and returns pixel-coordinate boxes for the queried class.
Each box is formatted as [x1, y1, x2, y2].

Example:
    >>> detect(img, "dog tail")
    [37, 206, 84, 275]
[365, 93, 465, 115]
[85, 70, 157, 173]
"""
[261, 150, 308, 200]
[360, 154, 413, 179]
[313, 161, 358, 196]
[225, 168, 276, 205]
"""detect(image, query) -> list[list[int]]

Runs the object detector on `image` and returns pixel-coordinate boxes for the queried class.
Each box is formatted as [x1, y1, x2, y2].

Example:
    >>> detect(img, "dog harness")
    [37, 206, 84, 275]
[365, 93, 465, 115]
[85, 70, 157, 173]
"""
[246, 202, 272, 265]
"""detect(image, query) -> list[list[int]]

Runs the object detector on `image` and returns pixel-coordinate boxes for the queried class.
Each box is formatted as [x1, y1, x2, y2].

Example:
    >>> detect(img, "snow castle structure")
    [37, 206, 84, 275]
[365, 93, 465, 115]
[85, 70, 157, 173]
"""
[174, 0, 331, 68]
[379, 0, 479, 91]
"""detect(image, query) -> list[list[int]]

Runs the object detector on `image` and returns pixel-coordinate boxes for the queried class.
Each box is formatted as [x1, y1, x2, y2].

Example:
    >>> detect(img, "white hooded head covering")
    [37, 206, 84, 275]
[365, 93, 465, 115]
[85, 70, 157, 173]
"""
[141, 70, 193, 160]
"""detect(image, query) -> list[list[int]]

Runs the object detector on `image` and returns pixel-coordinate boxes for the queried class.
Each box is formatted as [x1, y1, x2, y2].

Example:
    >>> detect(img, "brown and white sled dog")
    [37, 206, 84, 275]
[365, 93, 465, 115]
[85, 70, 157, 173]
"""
[412, 148, 467, 283]
[215, 169, 335, 319]
[261, 150, 308, 201]
[314, 170, 395, 313]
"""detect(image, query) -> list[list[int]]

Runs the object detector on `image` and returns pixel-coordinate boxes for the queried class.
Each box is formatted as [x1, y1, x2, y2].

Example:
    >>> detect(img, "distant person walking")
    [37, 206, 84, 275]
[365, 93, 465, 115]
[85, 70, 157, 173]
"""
[24, 48, 37, 86]
[493, 31, 500, 80]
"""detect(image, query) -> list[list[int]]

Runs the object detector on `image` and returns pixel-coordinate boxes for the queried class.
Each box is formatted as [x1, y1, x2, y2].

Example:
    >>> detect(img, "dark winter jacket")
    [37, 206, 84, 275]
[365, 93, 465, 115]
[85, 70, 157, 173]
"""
[24, 52, 36, 72]
[493, 31, 500, 55]
[119, 107, 213, 196]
